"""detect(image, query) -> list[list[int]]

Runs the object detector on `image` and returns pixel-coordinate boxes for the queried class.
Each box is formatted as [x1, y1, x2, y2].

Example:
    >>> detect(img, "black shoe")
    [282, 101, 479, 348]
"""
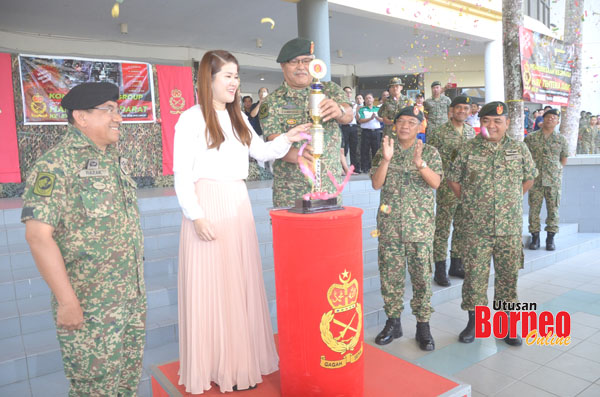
[529, 232, 540, 250]
[434, 260, 450, 286]
[546, 232, 556, 251]
[448, 257, 465, 278]
[416, 322, 435, 351]
[232, 384, 257, 392]
[375, 318, 402, 345]
[459, 311, 475, 343]
[504, 334, 523, 346]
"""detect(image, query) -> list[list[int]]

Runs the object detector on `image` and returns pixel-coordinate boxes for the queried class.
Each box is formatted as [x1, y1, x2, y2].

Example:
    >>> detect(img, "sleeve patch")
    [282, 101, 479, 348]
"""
[259, 103, 269, 119]
[33, 172, 56, 197]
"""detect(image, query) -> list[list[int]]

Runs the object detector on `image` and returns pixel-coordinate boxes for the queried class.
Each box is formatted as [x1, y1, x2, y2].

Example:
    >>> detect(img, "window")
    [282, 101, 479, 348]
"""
[524, 0, 550, 27]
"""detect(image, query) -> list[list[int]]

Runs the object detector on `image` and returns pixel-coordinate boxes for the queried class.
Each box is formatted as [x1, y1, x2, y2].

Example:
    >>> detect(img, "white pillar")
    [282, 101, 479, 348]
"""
[484, 40, 504, 103]
[297, 0, 331, 81]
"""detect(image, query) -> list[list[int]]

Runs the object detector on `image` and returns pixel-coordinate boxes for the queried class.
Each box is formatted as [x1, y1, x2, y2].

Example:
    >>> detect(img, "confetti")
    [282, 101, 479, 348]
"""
[261, 17, 275, 30]
[111, 3, 120, 18]
[386, 7, 391, 14]
[370, 230, 380, 238]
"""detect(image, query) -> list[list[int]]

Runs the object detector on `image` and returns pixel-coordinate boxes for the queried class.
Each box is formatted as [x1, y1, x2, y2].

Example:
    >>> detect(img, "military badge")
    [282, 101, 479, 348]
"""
[319, 270, 363, 369]
[119, 157, 131, 175]
[30, 93, 48, 118]
[169, 88, 186, 115]
[413, 106, 419, 116]
[33, 172, 56, 197]
[310, 41, 315, 55]
[466, 97, 471, 103]
[286, 118, 298, 126]
[259, 103, 269, 119]
[496, 104, 504, 115]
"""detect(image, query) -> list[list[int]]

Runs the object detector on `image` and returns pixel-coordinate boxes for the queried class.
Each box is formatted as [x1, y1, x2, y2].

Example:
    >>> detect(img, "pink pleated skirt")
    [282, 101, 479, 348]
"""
[177, 179, 278, 394]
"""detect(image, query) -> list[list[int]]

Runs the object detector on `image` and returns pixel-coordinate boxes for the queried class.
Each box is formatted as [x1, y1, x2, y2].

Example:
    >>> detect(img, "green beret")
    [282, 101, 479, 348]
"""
[394, 105, 424, 123]
[450, 95, 471, 107]
[431, 81, 441, 87]
[389, 77, 403, 86]
[277, 37, 314, 63]
[479, 101, 507, 118]
[543, 108, 560, 117]
[61, 82, 119, 110]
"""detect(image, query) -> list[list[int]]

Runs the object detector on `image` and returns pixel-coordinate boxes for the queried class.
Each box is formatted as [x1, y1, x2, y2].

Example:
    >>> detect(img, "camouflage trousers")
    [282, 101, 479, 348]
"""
[580, 142, 593, 154]
[528, 185, 561, 233]
[378, 238, 434, 321]
[461, 234, 524, 311]
[54, 295, 147, 396]
[433, 182, 464, 262]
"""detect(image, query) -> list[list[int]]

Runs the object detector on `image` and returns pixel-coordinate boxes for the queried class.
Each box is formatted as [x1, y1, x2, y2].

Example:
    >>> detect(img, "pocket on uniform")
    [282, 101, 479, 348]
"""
[80, 189, 115, 218]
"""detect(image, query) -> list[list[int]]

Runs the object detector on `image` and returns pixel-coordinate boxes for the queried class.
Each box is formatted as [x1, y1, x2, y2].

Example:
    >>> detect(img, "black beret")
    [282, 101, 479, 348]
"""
[389, 77, 403, 86]
[450, 95, 471, 107]
[479, 101, 507, 118]
[61, 82, 119, 110]
[394, 105, 424, 123]
[431, 81, 441, 87]
[416, 92, 424, 98]
[543, 108, 560, 117]
[277, 37, 314, 63]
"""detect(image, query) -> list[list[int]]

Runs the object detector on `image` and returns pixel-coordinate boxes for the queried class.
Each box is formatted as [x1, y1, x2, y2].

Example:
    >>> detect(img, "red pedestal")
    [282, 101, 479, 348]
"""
[270, 207, 364, 397]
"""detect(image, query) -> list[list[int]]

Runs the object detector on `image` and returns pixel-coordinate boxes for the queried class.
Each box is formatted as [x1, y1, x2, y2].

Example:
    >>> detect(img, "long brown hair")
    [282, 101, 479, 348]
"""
[197, 50, 251, 149]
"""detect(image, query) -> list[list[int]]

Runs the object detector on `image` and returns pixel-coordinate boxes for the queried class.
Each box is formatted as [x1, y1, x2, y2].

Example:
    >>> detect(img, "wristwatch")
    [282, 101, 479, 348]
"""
[419, 160, 428, 170]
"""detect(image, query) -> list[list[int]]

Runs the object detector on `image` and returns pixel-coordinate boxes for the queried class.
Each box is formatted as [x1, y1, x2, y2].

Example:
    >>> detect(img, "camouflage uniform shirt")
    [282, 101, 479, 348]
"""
[378, 95, 413, 138]
[524, 130, 569, 188]
[21, 127, 145, 307]
[260, 80, 349, 207]
[447, 134, 537, 236]
[423, 95, 451, 132]
[427, 120, 476, 179]
[371, 140, 443, 242]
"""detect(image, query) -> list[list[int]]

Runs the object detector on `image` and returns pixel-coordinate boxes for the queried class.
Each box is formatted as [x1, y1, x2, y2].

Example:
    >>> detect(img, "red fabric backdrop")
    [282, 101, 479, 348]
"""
[0, 53, 21, 183]
[156, 65, 194, 175]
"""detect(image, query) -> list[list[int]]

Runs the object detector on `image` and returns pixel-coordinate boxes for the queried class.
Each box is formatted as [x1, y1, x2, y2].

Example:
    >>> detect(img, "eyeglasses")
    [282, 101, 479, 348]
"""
[395, 120, 420, 127]
[94, 106, 122, 116]
[287, 58, 313, 66]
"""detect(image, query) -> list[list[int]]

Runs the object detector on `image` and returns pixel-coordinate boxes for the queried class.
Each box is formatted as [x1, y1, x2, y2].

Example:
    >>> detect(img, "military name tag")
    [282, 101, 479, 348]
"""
[505, 154, 522, 161]
[79, 169, 109, 177]
[280, 109, 303, 116]
[469, 155, 486, 162]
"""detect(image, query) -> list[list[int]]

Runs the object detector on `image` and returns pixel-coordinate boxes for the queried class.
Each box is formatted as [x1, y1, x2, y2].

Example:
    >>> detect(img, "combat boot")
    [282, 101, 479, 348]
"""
[529, 232, 540, 250]
[546, 232, 556, 251]
[416, 322, 435, 351]
[448, 257, 465, 278]
[434, 260, 450, 286]
[501, 312, 523, 346]
[458, 310, 475, 343]
[375, 318, 402, 345]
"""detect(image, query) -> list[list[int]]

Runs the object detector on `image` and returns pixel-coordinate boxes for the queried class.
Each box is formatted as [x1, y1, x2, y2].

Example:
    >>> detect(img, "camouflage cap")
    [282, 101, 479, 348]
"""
[61, 82, 119, 110]
[277, 37, 314, 63]
[389, 77, 403, 86]
[431, 81, 442, 87]
[394, 105, 424, 123]
[478, 101, 508, 118]
[543, 108, 560, 117]
[450, 95, 471, 107]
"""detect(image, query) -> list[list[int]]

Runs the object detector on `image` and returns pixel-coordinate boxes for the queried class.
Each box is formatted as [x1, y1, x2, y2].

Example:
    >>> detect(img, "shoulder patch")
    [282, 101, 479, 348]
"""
[259, 103, 269, 119]
[33, 172, 56, 197]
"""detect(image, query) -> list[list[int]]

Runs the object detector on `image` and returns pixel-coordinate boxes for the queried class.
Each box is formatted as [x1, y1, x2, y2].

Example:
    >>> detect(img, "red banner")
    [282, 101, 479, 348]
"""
[519, 27, 575, 106]
[18, 54, 155, 124]
[156, 65, 194, 175]
[0, 53, 21, 183]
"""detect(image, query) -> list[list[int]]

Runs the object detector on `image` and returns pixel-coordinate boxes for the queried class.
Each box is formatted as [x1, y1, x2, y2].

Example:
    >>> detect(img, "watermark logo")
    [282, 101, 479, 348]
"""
[475, 301, 571, 346]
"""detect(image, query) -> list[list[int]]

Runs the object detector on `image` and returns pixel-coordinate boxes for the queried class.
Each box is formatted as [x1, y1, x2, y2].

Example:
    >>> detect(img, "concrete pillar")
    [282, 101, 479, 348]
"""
[297, 0, 331, 81]
[484, 40, 504, 103]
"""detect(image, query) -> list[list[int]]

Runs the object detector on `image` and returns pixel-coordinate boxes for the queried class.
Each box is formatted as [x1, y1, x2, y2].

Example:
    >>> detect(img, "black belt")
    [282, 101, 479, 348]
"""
[362, 128, 381, 131]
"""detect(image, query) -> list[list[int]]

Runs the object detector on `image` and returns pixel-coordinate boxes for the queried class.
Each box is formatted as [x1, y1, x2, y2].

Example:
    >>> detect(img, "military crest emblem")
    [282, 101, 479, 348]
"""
[169, 88, 185, 114]
[319, 270, 363, 369]
[496, 104, 504, 115]
[30, 93, 48, 117]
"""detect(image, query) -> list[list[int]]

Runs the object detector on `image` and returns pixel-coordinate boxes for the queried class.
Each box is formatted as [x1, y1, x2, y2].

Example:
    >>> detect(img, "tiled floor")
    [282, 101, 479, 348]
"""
[365, 247, 600, 396]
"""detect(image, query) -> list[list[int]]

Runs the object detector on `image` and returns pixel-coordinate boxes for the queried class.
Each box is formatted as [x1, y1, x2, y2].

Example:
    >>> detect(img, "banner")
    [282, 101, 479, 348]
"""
[0, 53, 21, 183]
[156, 65, 195, 175]
[519, 27, 575, 106]
[18, 54, 155, 124]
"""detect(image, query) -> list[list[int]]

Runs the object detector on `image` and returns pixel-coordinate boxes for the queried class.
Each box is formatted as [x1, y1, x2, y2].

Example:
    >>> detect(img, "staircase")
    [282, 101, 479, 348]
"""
[1, 176, 600, 396]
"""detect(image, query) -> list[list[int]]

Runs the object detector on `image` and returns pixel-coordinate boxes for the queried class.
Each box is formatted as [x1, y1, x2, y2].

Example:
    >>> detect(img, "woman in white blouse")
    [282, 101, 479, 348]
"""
[173, 50, 310, 394]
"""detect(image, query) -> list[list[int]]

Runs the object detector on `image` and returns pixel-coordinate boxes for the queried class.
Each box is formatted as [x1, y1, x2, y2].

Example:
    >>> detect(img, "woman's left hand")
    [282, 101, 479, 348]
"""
[284, 123, 313, 143]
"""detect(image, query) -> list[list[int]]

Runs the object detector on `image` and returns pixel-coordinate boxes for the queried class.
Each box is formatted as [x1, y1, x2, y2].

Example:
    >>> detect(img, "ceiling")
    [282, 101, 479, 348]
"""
[1, 0, 488, 72]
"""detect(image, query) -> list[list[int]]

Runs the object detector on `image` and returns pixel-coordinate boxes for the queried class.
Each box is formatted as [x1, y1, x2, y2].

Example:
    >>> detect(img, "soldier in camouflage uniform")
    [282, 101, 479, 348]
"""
[21, 83, 146, 396]
[260, 38, 353, 207]
[580, 114, 595, 154]
[378, 77, 414, 139]
[593, 116, 600, 154]
[371, 106, 443, 351]
[447, 101, 537, 346]
[524, 109, 569, 252]
[427, 96, 476, 286]
[423, 81, 451, 134]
